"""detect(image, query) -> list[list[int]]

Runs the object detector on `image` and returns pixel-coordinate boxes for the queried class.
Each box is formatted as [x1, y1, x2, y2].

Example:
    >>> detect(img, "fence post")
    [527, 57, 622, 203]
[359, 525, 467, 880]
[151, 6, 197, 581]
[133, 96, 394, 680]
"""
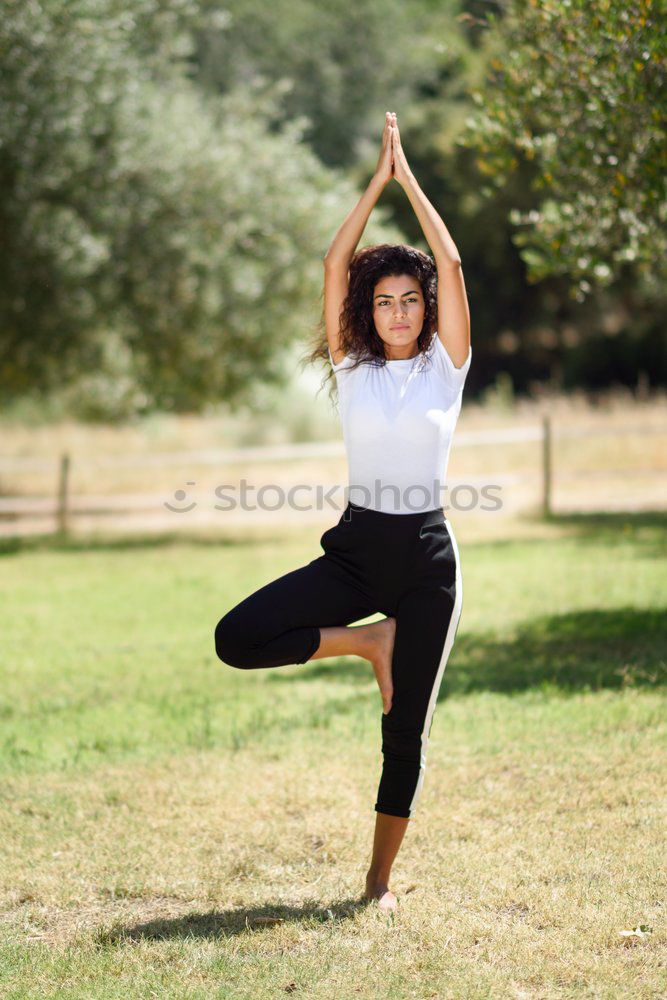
[542, 414, 552, 518]
[57, 452, 70, 535]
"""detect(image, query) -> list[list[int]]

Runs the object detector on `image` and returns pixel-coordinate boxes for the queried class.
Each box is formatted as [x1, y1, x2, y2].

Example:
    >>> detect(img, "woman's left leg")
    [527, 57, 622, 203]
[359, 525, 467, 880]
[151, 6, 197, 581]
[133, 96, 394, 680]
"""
[374, 514, 464, 820]
[376, 569, 463, 820]
[362, 573, 462, 908]
[363, 518, 463, 912]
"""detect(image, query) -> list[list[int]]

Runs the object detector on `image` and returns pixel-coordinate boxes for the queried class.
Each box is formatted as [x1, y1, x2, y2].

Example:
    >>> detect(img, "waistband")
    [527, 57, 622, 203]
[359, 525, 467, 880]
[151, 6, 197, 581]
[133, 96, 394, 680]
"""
[342, 500, 447, 528]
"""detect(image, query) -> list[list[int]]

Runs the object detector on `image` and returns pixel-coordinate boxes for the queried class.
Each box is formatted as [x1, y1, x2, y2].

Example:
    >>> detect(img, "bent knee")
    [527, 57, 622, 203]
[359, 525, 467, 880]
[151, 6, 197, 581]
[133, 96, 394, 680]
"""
[214, 614, 254, 669]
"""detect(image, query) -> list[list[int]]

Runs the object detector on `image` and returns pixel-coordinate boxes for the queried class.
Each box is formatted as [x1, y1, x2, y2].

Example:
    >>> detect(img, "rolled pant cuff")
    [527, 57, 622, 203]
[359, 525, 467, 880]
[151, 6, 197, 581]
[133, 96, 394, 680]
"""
[297, 626, 321, 664]
[374, 803, 411, 819]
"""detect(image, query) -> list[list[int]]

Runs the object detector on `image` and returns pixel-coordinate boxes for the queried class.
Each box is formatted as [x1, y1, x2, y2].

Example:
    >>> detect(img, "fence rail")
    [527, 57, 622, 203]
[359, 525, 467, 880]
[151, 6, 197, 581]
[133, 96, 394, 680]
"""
[0, 420, 664, 474]
[1, 416, 665, 536]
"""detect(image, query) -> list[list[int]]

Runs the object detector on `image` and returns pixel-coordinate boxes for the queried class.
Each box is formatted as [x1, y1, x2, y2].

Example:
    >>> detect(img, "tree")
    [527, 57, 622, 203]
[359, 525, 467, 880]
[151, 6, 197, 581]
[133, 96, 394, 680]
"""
[0, 0, 401, 416]
[459, 0, 666, 302]
[191, 0, 465, 170]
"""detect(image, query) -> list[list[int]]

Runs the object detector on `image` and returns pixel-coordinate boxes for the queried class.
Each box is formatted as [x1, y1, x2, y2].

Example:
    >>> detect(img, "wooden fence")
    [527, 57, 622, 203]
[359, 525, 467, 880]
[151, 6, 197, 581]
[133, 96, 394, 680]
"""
[0, 416, 664, 536]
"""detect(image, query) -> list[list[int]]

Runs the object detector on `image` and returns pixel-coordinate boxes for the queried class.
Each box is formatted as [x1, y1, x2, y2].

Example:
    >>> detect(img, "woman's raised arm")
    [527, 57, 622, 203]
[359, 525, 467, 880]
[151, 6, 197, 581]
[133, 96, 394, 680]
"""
[390, 113, 471, 370]
[323, 112, 394, 267]
[324, 113, 396, 362]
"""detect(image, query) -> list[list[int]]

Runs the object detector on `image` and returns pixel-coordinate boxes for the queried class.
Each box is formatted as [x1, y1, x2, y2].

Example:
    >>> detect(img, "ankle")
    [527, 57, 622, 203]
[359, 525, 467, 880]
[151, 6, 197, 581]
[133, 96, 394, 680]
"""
[353, 624, 377, 661]
[366, 866, 391, 886]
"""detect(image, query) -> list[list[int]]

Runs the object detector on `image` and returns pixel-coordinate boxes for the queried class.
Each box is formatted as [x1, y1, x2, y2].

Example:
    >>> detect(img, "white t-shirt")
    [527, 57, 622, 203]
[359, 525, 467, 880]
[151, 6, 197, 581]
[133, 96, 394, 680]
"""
[328, 334, 471, 514]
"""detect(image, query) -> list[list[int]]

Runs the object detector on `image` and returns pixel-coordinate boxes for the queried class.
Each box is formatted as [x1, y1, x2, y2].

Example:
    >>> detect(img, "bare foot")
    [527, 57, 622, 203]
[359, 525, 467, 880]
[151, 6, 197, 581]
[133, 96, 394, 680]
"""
[362, 617, 396, 715]
[364, 875, 398, 911]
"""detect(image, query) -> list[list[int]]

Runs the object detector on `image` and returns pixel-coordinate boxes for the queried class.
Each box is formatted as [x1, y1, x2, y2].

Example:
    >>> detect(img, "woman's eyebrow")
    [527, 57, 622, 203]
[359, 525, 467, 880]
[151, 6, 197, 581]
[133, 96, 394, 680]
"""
[374, 290, 420, 299]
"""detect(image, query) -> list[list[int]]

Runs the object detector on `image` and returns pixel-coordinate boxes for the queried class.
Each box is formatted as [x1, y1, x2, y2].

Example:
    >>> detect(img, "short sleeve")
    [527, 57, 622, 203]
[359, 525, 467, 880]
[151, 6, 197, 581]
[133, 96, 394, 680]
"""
[328, 345, 356, 374]
[429, 334, 471, 393]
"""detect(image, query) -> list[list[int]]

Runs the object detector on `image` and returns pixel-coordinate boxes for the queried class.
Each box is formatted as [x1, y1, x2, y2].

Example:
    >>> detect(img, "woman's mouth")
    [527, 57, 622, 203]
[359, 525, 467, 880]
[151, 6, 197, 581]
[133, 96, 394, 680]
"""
[391, 325, 409, 330]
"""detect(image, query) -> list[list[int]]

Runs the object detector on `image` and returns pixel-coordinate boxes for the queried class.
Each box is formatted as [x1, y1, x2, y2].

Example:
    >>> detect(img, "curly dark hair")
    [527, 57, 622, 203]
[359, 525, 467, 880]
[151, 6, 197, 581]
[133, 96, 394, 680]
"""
[301, 243, 439, 407]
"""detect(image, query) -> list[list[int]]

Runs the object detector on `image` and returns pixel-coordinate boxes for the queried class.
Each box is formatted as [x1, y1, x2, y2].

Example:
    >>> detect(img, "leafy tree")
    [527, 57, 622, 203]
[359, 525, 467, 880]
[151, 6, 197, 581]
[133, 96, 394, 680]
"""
[0, 0, 400, 416]
[459, 0, 666, 302]
[191, 0, 465, 170]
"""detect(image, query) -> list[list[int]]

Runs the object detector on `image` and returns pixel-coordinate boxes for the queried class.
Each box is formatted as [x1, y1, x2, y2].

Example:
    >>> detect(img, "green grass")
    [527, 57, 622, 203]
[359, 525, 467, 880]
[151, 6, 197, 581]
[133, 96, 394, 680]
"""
[1, 513, 666, 998]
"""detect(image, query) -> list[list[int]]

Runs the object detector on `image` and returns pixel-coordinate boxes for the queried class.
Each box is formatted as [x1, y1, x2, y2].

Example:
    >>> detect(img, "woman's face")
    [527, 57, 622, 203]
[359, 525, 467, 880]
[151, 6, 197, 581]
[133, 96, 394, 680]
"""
[372, 273, 425, 358]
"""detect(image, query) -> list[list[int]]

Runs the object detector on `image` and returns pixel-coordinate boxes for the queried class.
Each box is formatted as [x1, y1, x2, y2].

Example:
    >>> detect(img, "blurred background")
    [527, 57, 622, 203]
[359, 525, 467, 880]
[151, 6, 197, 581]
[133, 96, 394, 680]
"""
[1, 0, 665, 538]
[2, 4, 666, 990]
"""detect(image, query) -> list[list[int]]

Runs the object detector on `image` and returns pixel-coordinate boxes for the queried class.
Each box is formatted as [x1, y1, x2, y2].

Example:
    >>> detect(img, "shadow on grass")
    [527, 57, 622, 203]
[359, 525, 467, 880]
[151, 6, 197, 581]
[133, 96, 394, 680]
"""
[94, 897, 373, 945]
[523, 509, 667, 557]
[444, 605, 666, 695]
[267, 606, 667, 695]
[0, 528, 293, 557]
[1, 508, 665, 559]
[543, 510, 667, 533]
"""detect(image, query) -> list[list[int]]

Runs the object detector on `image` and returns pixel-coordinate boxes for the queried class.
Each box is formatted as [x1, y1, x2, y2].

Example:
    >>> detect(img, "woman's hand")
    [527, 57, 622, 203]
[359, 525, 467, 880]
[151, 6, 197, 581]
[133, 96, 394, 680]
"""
[390, 112, 412, 187]
[374, 111, 395, 186]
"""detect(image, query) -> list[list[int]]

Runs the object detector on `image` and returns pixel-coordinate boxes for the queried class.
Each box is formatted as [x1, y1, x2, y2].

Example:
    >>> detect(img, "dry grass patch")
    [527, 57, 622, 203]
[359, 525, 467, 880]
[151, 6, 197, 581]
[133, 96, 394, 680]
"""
[2, 694, 665, 998]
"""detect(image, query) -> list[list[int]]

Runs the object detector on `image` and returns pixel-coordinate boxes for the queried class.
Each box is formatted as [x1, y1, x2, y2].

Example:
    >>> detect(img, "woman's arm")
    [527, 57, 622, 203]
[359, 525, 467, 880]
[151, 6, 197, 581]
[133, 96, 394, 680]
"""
[323, 168, 386, 362]
[323, 173, 385, 267]
[324, 114, 395, 363]
[390, 114, 470, 370]
[323, 113, 394, 266]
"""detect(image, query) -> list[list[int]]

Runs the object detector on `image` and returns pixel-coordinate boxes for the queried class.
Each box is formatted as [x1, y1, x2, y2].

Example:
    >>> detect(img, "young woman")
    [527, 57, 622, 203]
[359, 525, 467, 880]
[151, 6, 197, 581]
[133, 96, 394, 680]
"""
[215, 111, 472, 912]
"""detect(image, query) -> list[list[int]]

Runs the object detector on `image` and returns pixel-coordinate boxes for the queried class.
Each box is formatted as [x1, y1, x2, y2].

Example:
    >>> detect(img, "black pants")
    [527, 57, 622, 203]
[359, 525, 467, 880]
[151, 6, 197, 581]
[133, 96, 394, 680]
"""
[214, 501, 464, 819]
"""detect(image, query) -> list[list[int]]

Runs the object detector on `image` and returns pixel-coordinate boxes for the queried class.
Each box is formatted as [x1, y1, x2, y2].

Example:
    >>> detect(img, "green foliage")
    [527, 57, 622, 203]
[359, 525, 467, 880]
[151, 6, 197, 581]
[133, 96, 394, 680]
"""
[192, 0, 464, 170]
[0, 0, 399, 415]
[460, 0, 666, 301]
[2, 0, 665, 413]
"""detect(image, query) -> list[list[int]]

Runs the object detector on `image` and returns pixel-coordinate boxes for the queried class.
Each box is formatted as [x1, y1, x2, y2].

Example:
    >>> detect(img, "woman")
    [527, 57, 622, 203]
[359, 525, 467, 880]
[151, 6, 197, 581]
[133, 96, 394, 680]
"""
[215, 111, 471, 912]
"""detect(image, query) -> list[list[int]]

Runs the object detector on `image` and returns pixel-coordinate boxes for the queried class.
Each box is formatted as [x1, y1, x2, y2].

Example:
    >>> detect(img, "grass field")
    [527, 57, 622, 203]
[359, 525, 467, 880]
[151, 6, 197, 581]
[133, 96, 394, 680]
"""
[1, 511, 666, 998]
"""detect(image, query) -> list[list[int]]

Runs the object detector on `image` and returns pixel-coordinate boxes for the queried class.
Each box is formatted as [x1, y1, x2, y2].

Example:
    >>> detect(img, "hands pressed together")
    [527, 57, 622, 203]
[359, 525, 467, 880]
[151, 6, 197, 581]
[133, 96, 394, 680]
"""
[375, 110, 412, 187]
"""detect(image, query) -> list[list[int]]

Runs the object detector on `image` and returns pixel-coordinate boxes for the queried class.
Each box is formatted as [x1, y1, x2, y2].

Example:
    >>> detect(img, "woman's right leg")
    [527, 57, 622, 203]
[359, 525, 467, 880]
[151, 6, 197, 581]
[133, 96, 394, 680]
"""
[214, 554, 395, 710]
[214, 551, 382, 672]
